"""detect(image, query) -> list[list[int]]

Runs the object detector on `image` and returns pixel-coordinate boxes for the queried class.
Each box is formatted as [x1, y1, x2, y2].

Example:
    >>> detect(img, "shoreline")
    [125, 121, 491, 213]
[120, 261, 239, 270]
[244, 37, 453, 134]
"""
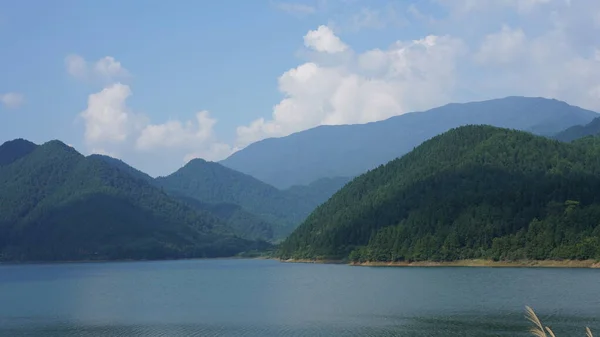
[281, 258, 600, 268]
[4, 257, 600, 268]
[0, 255, 260, 266]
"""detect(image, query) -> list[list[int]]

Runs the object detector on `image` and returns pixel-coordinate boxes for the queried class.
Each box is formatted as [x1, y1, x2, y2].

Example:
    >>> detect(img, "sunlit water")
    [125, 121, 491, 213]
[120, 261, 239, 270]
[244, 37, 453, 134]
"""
[1, 259, 599, 336]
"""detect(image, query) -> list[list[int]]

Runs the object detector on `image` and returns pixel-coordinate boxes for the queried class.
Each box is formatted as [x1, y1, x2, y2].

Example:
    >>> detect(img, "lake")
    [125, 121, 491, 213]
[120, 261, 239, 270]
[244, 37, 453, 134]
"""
[1, 259, 599, 336]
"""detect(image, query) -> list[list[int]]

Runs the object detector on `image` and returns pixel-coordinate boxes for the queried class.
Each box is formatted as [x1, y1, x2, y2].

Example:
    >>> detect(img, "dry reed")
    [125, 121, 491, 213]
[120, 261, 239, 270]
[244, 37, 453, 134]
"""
[526, 306, 594, 337]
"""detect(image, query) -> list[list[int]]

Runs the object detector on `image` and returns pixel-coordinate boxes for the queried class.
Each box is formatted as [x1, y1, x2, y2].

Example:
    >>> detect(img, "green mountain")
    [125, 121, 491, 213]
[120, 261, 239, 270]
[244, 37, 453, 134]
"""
[554, 117, 600, 142]
[278, 125, 600, 262]
[91, 154, 154, 183]
[222, 97, 598, 189]
[92, 155, 348, 241]
[0, 140, 268, 262]
[170, 193, 276, 241]
[156, 159, 320, 237]
[91, 154, 277, 241]
[0, 138, 37, 166]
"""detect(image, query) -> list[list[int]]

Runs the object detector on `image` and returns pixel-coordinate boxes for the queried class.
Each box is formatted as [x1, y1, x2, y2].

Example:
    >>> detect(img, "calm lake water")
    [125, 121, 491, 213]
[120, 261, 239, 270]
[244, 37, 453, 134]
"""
[1, 259, 599, 336]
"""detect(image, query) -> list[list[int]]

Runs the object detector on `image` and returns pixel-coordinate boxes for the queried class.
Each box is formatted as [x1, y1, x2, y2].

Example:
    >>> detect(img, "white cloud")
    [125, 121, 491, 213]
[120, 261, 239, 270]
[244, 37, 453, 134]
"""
[273, 2, 316, 15]
[79, 82, 230, 170]
[65, 54, 129, 82]
[136, 110, 233, 162]
[304, 25, 348, 53]
[0, 92, 24, 109]
[80, 83, 136, 144]
[93, 57, 129, 81]
[475, 25, 527, 64]
[237, 31, 465, 146]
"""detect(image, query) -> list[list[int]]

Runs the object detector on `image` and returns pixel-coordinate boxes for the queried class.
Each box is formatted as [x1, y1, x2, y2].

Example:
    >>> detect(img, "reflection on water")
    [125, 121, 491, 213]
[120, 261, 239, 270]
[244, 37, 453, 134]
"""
[1, 259, 599, 336]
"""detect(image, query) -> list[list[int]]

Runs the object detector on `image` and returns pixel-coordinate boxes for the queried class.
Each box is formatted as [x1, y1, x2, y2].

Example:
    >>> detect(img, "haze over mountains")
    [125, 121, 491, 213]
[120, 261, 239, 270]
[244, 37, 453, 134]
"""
[1, 96, 600, 262]
[554, 117, 600, 143]
[221, 97, 598, 188]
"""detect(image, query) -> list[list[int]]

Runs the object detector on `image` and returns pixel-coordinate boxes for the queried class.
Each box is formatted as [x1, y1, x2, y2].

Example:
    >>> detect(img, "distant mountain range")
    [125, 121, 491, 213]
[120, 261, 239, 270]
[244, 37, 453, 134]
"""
[2, 96, 599, 262]
[553, 117, 600, 142]
[278, 125, 600, 262]
[221, 97, 598, 188]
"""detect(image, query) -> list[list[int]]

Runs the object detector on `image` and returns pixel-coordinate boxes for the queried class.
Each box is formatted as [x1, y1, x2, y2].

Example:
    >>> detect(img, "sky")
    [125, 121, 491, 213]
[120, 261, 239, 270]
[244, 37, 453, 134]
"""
[1, 0, 600, 176]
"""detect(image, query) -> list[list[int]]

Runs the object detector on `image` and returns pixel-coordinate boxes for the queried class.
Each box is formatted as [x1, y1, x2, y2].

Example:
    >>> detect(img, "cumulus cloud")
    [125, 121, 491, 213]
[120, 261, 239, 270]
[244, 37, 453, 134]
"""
[237, 32, 465, 147]
[0, 92, 24, 109]
[136, 111, 233, 161]
[66, 54, 129, 82]
[304, 25, 348, 53]
[78, 82, 230, 169]
[80, 83, 138, 144]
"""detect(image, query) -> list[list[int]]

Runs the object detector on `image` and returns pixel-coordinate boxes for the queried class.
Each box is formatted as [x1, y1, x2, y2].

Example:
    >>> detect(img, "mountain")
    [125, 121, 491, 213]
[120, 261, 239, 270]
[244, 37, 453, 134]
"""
[91, 154, 154, 183]
[91, 155, 277, 240]
[0, 138, 37, 166]
[170, 194, 276, 241]
[285, 177, 352, 206]
[554, 117, 600, 142]
[278, 125, 600, 262]
[221, 97, 598, 188]
[156, 159, 319, 237]
[0, 140, 268, 262]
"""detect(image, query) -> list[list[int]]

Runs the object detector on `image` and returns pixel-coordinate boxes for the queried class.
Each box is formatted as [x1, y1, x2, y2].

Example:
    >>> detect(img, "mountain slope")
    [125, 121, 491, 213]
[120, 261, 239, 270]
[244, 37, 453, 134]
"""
[156, 159, 317, 235]
[222, 97, 598, 188]
[554, 117, 600, 142]
[0, 140, 267, 262]
[0, 138, 37, 166]
[278, 125, 600, 262]
[171, 194, 276, 241]
[285, 177, 351, 206]
[91, 154, 154, 183]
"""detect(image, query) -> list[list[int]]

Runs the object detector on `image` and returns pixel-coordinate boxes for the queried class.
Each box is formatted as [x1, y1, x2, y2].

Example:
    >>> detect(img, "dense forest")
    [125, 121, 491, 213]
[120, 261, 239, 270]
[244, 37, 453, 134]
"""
[156, 159, 348, 238]
[0, 140, 269, 262]
[278, 125, 600, 262]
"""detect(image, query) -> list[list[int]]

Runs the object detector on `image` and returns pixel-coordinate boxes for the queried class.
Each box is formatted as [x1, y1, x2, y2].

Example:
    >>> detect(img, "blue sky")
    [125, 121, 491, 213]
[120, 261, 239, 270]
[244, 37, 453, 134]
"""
[1, 0, 600, 176]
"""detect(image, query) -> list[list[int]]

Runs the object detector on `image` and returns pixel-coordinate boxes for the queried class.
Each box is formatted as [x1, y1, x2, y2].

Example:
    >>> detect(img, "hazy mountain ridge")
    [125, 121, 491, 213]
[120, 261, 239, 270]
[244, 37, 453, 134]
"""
[553, 117, 600, 142]
[221, 97, 598, 188]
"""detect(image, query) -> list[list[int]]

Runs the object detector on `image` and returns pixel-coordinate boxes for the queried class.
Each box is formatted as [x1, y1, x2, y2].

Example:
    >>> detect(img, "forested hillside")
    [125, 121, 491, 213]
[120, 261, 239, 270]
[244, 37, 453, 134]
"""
[278, 125, 600, 262]
[222, 97, 598, 188]
[0, 140, 268, 262]
[0, 138, 37, 166]
[156, 159, 334, 237]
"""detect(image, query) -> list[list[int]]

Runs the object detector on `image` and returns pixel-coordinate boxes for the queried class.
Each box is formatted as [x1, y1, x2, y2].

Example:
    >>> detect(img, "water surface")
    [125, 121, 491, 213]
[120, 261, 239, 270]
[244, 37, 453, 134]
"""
[1, 259, 599, 336]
